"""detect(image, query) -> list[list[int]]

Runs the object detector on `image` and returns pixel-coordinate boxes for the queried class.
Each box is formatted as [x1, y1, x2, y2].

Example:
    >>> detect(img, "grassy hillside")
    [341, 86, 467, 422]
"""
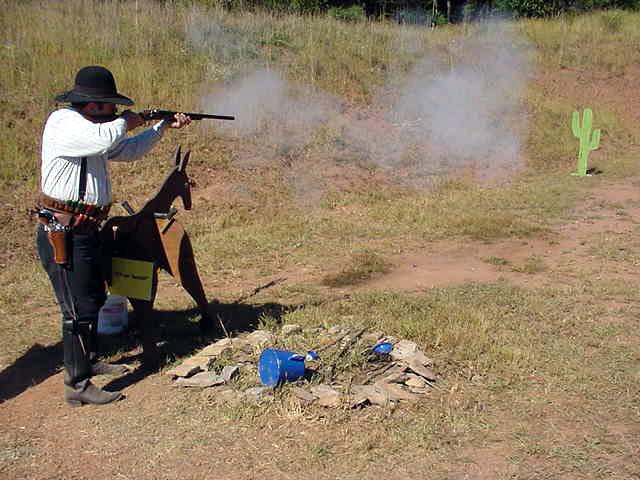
[1, 0, 639, 339]
[1, 0, 639, 358]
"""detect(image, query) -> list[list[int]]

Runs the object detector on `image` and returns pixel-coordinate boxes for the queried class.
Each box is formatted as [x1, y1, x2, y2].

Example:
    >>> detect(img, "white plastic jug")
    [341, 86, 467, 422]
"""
[97, 295, 128, 335]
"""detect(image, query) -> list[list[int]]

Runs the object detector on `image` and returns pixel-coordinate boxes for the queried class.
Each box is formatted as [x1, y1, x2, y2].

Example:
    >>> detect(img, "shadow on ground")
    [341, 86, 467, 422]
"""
[0, 342, 63, 404]
[0, 299, 292, 403]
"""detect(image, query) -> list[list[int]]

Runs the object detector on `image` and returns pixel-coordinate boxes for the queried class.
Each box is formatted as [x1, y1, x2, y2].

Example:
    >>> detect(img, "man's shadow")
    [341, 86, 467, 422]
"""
[0, 300, 292, 403]
[0, 342, 63, 404]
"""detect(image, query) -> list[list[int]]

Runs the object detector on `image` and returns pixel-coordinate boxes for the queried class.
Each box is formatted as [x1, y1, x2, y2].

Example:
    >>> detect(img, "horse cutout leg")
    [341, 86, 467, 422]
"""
[154, 217, 214, 333]
[129, 297, 161, 370]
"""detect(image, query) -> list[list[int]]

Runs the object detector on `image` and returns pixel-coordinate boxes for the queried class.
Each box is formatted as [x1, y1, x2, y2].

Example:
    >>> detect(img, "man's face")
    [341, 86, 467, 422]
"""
[83, 102, 117, 118]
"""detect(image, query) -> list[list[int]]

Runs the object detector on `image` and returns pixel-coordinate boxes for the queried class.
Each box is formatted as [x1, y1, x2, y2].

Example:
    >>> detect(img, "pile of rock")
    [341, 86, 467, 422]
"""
[165, 325, 437, 408]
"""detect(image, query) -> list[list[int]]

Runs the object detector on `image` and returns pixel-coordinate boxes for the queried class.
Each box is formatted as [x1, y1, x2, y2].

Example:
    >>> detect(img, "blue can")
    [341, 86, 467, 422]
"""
[258, 349, 307, 387]
[372, 342, 393, 355]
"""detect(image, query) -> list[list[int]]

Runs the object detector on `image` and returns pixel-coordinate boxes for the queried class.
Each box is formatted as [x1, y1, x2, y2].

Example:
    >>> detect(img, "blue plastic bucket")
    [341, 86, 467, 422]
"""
[258, 349, 306, 387]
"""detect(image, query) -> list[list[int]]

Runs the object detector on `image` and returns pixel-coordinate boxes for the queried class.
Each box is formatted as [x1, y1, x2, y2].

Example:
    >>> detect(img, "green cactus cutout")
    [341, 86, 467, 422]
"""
[571, 108, 601, 176]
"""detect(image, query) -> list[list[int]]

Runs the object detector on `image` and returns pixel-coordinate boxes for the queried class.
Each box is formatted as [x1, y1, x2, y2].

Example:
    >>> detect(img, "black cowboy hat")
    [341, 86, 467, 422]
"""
[55, 65, 134, 106]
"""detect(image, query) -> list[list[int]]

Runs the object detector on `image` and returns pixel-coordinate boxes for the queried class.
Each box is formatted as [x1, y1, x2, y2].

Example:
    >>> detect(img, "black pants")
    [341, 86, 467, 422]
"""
[36, 224, 106, 388]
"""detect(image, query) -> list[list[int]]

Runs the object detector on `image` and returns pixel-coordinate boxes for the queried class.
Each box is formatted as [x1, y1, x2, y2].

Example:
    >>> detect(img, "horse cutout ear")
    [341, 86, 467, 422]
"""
[174, 145, 182, 167]
[178, 150, 191, 172]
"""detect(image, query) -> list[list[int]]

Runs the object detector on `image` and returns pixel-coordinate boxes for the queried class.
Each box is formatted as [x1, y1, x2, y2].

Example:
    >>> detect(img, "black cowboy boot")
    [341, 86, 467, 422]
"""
[63, 320, 122, 406]
[90, 359, 130, 376]
[64, 382, 123, 406]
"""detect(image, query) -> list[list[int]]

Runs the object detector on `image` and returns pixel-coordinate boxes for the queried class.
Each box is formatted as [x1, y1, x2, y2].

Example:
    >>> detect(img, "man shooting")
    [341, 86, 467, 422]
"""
[37, 65, 191, 406]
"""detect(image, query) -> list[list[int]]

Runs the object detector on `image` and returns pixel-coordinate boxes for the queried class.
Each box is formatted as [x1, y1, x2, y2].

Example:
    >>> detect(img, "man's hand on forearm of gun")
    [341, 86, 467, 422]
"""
[167, 112, 191, 129]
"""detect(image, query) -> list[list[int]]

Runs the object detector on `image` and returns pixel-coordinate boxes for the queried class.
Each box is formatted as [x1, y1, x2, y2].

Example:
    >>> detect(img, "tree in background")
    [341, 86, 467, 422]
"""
[366, 0, 637, 21]
[212, 0, 639, 19]
[463, 0, 639, 18]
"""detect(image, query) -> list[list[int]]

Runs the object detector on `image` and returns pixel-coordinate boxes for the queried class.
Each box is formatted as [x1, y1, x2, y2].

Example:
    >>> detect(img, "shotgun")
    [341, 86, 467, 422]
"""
[140, 109, 235, 122]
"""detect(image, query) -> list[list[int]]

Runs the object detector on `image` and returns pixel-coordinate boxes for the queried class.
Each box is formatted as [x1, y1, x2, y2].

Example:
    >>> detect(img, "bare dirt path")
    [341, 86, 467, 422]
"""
[1, 178, 639, 480]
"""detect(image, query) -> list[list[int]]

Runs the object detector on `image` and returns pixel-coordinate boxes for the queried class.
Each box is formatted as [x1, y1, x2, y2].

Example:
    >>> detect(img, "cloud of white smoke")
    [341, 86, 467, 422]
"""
[386, 22, 531, 179]
[195, 19, 531, 191]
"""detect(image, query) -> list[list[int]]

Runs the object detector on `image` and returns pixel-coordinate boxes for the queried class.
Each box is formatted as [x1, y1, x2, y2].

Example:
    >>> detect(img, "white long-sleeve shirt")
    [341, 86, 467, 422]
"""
[41, 107, 167, 206]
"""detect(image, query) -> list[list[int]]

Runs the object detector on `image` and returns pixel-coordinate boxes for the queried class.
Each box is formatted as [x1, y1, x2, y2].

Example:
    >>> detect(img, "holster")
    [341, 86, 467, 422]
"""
[37, 212, 73, 265]
[48, 230, 69, 265]
[33, 202, 103, 266]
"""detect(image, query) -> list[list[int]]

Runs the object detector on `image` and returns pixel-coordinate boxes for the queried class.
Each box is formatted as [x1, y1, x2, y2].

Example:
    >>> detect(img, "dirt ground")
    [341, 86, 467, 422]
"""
[1, 177, 639, 480]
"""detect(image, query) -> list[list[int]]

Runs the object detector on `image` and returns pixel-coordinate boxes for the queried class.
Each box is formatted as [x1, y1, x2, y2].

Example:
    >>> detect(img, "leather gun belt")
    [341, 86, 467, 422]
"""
[39, 194, 111, 221]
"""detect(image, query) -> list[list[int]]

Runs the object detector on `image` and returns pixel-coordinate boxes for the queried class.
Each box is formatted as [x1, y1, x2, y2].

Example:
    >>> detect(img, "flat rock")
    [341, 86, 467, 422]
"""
[245, 330, 275, 347]
[375, 381, 420, 402]
[378, 371, 409, 384]
[290, 387, 316, 404]
[175, 371, 226, 388]
[221, 365, 239, 382]
[198, 338, 233, 357]
[181, 356, 212, 369]
[166, 363, 202, 378]
[404, 374, 428, 389]
[389, 340, 432, 366]
[350, 384, 390, 407]
[281, 324, 302, 336]
[406, 360, 437, 382]
[310, 384, 342, 407]
[406, 351, 433, 366]
[389, 340, 416, 360]
[407, 386, 430, 395]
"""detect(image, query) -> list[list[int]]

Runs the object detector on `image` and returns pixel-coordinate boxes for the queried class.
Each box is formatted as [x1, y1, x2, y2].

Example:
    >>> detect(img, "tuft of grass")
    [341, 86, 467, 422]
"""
[208, 349, 235, 373]
[484, 256, 510, 267]
[309, 441, 333, 460]
[321, 250, 390, 287]
[511, 255, 547, 274]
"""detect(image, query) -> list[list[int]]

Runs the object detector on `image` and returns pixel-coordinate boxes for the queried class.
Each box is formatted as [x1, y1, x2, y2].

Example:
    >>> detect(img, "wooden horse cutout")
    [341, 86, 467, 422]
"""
[101, 146, 213, 367]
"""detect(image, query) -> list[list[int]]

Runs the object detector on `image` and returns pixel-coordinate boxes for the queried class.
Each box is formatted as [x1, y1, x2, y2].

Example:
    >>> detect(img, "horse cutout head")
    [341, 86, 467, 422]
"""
[173, 145, 193, 211]
[139, 145, 194, 215]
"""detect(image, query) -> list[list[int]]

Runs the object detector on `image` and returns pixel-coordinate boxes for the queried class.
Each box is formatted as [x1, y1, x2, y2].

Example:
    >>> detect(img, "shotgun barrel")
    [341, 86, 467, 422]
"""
[141, 109, 235, 121]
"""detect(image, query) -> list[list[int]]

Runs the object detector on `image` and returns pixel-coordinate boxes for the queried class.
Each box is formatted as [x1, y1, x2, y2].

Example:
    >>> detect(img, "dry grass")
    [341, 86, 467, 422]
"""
[1, 0, 639, 372]
[321, 250, 390, 287]
[1, 0, 639, 368]
[522, 10, 640, 72]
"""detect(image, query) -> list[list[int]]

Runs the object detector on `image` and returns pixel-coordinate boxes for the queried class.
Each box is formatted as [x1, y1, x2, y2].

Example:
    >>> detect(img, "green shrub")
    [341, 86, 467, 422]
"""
[264, 0, 322, 13]
[495, 0, 559, 18]
[600, 9, 626, 32]
[433, 12, 448, 25]
[328, 5, 365, 22]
